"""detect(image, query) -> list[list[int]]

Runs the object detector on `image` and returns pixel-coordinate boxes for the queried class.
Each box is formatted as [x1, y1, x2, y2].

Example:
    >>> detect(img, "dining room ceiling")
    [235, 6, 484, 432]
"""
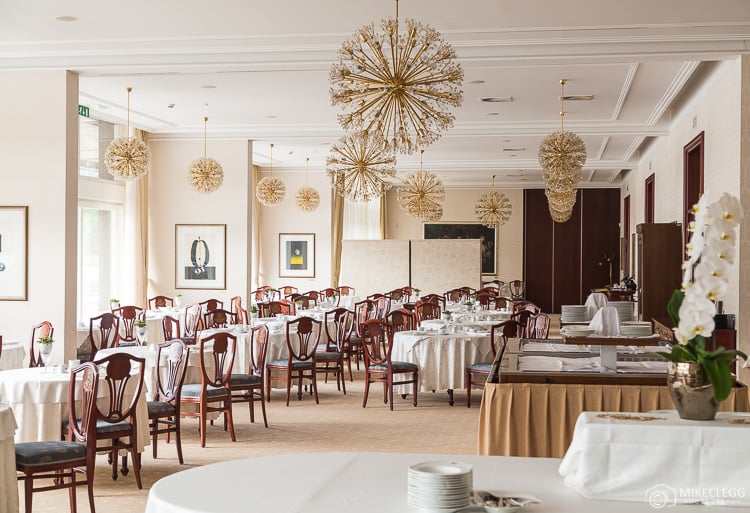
[2, 0, 749, 188]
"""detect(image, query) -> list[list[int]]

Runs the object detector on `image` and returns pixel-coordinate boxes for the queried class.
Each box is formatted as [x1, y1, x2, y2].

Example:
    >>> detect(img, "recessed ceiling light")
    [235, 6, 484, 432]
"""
[469, 80, 485, 85]
[485, 112, 499, 116]
[480, 97, 514, 103]
[509, 154, 518, 157]
[502, 148, 526, 152]
[265, 115, 277, 119]
[561, 95, 594, 101]
[499, 139, 511, 143]
[167, 104, 175, 109]
[55, 16, 78, 22]
[200, 85, 217, 89]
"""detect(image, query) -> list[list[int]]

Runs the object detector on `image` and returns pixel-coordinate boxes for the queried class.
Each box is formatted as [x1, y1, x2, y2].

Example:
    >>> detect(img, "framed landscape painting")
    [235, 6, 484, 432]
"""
[279, 233, 315, 278]
[423, 222, 496, 275]
[175, 224, 226, 289]
[0, 206, 28, 300]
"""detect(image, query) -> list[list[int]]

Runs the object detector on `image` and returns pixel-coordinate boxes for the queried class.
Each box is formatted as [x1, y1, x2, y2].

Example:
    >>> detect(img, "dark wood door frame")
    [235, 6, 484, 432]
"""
[683, 132, 705, 248]
[623, 194, 630, 277]
[644, 173, 655, 224]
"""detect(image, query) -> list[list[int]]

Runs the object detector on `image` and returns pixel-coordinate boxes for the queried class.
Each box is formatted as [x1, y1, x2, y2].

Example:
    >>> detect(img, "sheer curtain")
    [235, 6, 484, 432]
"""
[123, 128, 149, 307]
[343, 197, 382, 240]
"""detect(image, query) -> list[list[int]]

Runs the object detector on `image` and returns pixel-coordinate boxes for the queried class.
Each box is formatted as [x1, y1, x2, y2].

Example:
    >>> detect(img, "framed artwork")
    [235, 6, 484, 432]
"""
[279, 233, 315, 278]
[423, 222, 496, 275]
[0, 206, 28, 300]
[175, 224, 226, 289]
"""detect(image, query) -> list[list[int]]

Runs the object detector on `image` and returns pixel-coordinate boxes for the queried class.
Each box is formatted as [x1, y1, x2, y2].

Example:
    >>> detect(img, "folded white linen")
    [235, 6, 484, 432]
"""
[518, 356, 602, 372]
[584, 292, 608, 320]
[587, 306, 620, 336]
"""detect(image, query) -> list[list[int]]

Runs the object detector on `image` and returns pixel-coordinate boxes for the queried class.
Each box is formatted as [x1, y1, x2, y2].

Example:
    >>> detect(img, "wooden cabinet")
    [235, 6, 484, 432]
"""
[636, 223, 682, 322]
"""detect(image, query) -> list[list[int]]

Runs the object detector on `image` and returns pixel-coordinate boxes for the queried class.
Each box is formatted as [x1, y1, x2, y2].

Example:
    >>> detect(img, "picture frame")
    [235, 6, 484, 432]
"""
[423, 222, 496, 275]
[279, 233, 315, 278]
[0, 206, 28, 300]
[175, 224, 226, 289]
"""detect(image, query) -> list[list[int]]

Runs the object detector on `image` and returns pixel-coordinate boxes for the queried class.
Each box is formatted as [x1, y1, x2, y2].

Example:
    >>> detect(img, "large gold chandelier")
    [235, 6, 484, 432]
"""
[329, 0, 463, 154]
[474, 175, 512, 228]
[189, 117, 224, 193]
[537, 79, 587, 222]
[398, 150, 445, 220]
[326, 130, 396, 202]
[104, 87, 150, 179]
[256, 143, 286, 206]
[296, 157, 320, 212]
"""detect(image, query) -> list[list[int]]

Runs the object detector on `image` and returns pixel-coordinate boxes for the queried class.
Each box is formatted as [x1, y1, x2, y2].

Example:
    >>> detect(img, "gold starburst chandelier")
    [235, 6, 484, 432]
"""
[189, 117, 224, 193]
[474, 175, 512, 228]
[329, 0, 463, 154]
[104, 87, 150, 179]
[326, 130, 397, 202]
[256, 143, 286, 206]
[296, 157, 320, 212]
[398, 149, 445, 220]
[538, 79, 587, 222]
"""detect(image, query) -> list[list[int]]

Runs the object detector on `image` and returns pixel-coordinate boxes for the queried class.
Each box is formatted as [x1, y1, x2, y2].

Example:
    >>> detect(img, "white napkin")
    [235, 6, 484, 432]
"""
[584, 292, 608, 320]
[587, 306, 620, 336]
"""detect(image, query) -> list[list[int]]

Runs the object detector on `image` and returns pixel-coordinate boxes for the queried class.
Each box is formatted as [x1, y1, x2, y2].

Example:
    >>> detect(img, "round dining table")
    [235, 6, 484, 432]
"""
[0, 339, 26, 371]
[144, 451, 719, 513]
[0, 402, 19, 513]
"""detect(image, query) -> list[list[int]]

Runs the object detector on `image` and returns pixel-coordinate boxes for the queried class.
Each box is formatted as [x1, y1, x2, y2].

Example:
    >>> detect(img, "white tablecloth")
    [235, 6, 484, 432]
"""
[559, 410, 750, 506]
[0, 367, 149, 451]
[144, 451, 733, 513]
[391, 330, 492, 393]
[145, 308, 185, 346]
[0, 340, 25, 370]
[0, 403, 19, 513]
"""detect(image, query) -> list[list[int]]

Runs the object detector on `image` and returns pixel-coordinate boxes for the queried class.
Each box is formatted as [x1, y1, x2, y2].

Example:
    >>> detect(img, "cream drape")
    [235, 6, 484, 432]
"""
[251, 164, 262, 289]
[331, 192, 345, 287]
[124, 128, 149, 306]
[379, 194, 386, 239]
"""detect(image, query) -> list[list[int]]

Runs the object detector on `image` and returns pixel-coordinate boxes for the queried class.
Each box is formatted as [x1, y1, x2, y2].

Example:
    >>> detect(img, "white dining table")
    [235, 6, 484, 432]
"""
[144, 307, 185, 346]
[391, 329, 493, 397]
[0, 366, 149, 451]
[144, 451, 733, 513]
[0, 402, 19, 513]
[0, 339, 26, 370]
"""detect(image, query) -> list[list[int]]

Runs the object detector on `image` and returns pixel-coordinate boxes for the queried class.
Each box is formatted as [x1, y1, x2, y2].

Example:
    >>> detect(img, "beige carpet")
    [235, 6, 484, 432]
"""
[21, 371, 484, 513]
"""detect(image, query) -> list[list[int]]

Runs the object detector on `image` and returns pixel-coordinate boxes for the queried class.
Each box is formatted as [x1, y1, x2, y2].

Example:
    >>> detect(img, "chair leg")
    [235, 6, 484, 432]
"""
[248, 392, 255, 423]
[340, 362, 347, 395]
[175, 420, 184, 464]
[311, 372, 319, 404]
[266, 372, 272, 402]
[447, 389, 454, 406]
[24, 473, 33, 513]
[465, 370, 472, 408]
[151, 419, 158, 459]
[362, 374, 370, 408]
[259, 389, 269, 428]
[388, 375, 394, 411]
[199, 403, 207, 448]
[225, 399, 236, 442]
[86, 454, 97, 513]
[285, 372, 292, 406]
[413, 372, 418, 407]
[382, 380, 388, 404]
[110, 449, 118, 481]
[132, 448, 143, 489]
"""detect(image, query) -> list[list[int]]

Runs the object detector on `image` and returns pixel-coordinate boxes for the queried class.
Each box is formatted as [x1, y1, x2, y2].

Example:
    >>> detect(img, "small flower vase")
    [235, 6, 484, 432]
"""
[174, 296, 182, 308]
[39, 343, 53, 366]
[667, 361, 719, 420]
[136, 326, 148, 345]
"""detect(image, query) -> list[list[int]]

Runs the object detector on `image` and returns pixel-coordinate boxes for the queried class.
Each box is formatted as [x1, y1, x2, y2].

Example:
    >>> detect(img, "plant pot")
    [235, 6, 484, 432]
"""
[667, 361, 719, 420]
[136, 326, 148, 345]
[39, 343, 53, 355]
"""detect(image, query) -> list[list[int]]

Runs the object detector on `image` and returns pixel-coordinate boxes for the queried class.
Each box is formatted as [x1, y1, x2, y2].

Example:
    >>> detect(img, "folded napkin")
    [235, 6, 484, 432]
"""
[588, 306, 620, 336]
[584, 292, 608, 320]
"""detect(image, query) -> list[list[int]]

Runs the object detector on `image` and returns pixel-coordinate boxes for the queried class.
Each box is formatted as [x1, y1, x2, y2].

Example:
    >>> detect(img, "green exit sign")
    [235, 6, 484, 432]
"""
[78, 105, 90, 117]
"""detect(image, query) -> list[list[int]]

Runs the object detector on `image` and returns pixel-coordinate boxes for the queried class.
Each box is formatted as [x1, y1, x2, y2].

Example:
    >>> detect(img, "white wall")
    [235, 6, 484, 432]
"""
[385, 188, 524, 282]
[0, 70, 79, 363]
[148, 139, 251, 307]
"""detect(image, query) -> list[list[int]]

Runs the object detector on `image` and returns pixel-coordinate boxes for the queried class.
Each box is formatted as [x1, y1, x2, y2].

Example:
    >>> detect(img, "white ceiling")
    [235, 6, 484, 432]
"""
[2, 0, 749, 187]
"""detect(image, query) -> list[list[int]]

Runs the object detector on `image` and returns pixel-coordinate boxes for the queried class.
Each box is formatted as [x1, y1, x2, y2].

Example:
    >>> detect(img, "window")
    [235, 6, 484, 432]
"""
[79, 117, 116, 180]
[343, 197, 382, 239]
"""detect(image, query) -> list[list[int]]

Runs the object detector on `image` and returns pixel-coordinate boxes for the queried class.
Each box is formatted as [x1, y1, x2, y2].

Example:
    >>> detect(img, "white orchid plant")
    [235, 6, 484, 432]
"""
[655, 192, 747, 402]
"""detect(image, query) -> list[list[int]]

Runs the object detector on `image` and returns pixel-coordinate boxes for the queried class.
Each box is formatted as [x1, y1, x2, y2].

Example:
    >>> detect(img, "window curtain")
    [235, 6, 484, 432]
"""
[331, 192, 345, 287]
[343, 197, 382, 240]
[124, 128, 149, 307]
[251, 164, 262, 289]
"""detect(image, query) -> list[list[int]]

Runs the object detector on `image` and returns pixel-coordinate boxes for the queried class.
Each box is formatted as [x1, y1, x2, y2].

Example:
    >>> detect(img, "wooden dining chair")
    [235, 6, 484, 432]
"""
[229, 324, 270, 427]
[319, 287, 340, 306]
[349, 299, 377, 369]
[202, 308, 237, 329]
[509, 280, 525, 299]
[266, 317, 322, 406]
[183, 304, 202, 343]
[198, 298, 223, 313]
[444, 288, 466, 303]
[465, 319, 522, 407]
[90, 352, 146, 488]
[420, 294, 446, 310]
[148, 340, 190, 464]
[180, 332, 237, 448]
[279, 285, 299, 299]
[337, 285, 355, 297]
[361, 319, 418, 411]
[148, 295, 173, 309]
[529, 312, 551, 339]
[385, 308, 417, 333]
[303, 290, 320, 305]
[475, 291, 493, 310]
[315, 308, 350, 394]
[259, 300, 291, 317]
[229, 295, 243, 313]
[415, 302, 441, 324]
[111, 305, 145, 345]
[511, 309, 535, 338]
[16, 362, 99, 513]
[386, 288, 404, 301]
[29, 321, 54, 368]
[162, 315, 181, 342]
[88, 312, 120, 361]
[235, 304, 249, 325]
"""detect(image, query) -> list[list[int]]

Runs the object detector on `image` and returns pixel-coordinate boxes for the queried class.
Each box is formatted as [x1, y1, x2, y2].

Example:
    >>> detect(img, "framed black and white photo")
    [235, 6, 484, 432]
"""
[0, 206, 28, 300]
[423, 222, 496, 275]
[279, 233, 315, 278]
[175, 224, 226, 289]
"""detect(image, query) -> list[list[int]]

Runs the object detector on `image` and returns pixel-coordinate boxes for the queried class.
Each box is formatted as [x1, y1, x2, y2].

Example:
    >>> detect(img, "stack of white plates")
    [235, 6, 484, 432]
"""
[560, 305, 590, 323]
[619, 321, 652, 336]
[407, 461, 473, 511]
[609, 301, 635, 322]
[563, 326, 595, 337]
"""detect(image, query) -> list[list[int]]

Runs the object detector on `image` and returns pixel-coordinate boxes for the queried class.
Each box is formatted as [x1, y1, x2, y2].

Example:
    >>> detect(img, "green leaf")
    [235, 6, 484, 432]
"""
[702, 359, 733, 402]
[666, 290, 684, 326]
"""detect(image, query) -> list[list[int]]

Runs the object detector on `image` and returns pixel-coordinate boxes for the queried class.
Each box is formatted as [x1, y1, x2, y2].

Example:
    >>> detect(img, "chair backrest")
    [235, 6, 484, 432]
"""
[285, 317, 321, 362]
[353, 299, 377, 336]
[360, 319, 393, 367]
[92, 352, 146, 424]
[494, 296, 514, 311]
[66, 362, 100, 445]
[148, 295, 174, 309]
[445, 288, 466, 303]
[198, 331, 236, 388]
[112, 306, 145, 343]
[530, 312, 551, 339]
[154, 340, 190, 402]
[386, 288, 404, 301]
[475, 291, 492, 310]
[303, 291, 320, 304]
[337, 285, 355, 296]
[324, 308, 354, 352]
[203, 308, 237, 328]
[476, 287, 498, 298]
[235, 304, 249, 325]
[511, 309, 534, 338]
[198, 298, 223, 313]
[260, 301, 292, 317]
[89, 312, 120, 359]
[516, 301, 542, 315]
[293, 295, 315, 310]
[29, 320, 54, 367]
[319, 288, 339, 305]
[162, 315, 181, 341]
[385, 308, 416, 332]
[230, 295, 243, 313]
[420, 294, 445, 310]
[184, 304, 203, 337]
[279, 285, 299, 298]
[509, 279, 525, 299]
[368, 294, 391, 319]
[489, 320, 523, 360]
[249, 324, 270, 377]
[415, 302, 441, 323]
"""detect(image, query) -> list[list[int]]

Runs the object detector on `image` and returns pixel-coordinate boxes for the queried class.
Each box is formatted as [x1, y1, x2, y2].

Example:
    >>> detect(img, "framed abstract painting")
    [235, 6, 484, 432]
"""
[279, 233, 315, 278]
[0, 206, 28, 300]
[175, 224, 226, 289]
